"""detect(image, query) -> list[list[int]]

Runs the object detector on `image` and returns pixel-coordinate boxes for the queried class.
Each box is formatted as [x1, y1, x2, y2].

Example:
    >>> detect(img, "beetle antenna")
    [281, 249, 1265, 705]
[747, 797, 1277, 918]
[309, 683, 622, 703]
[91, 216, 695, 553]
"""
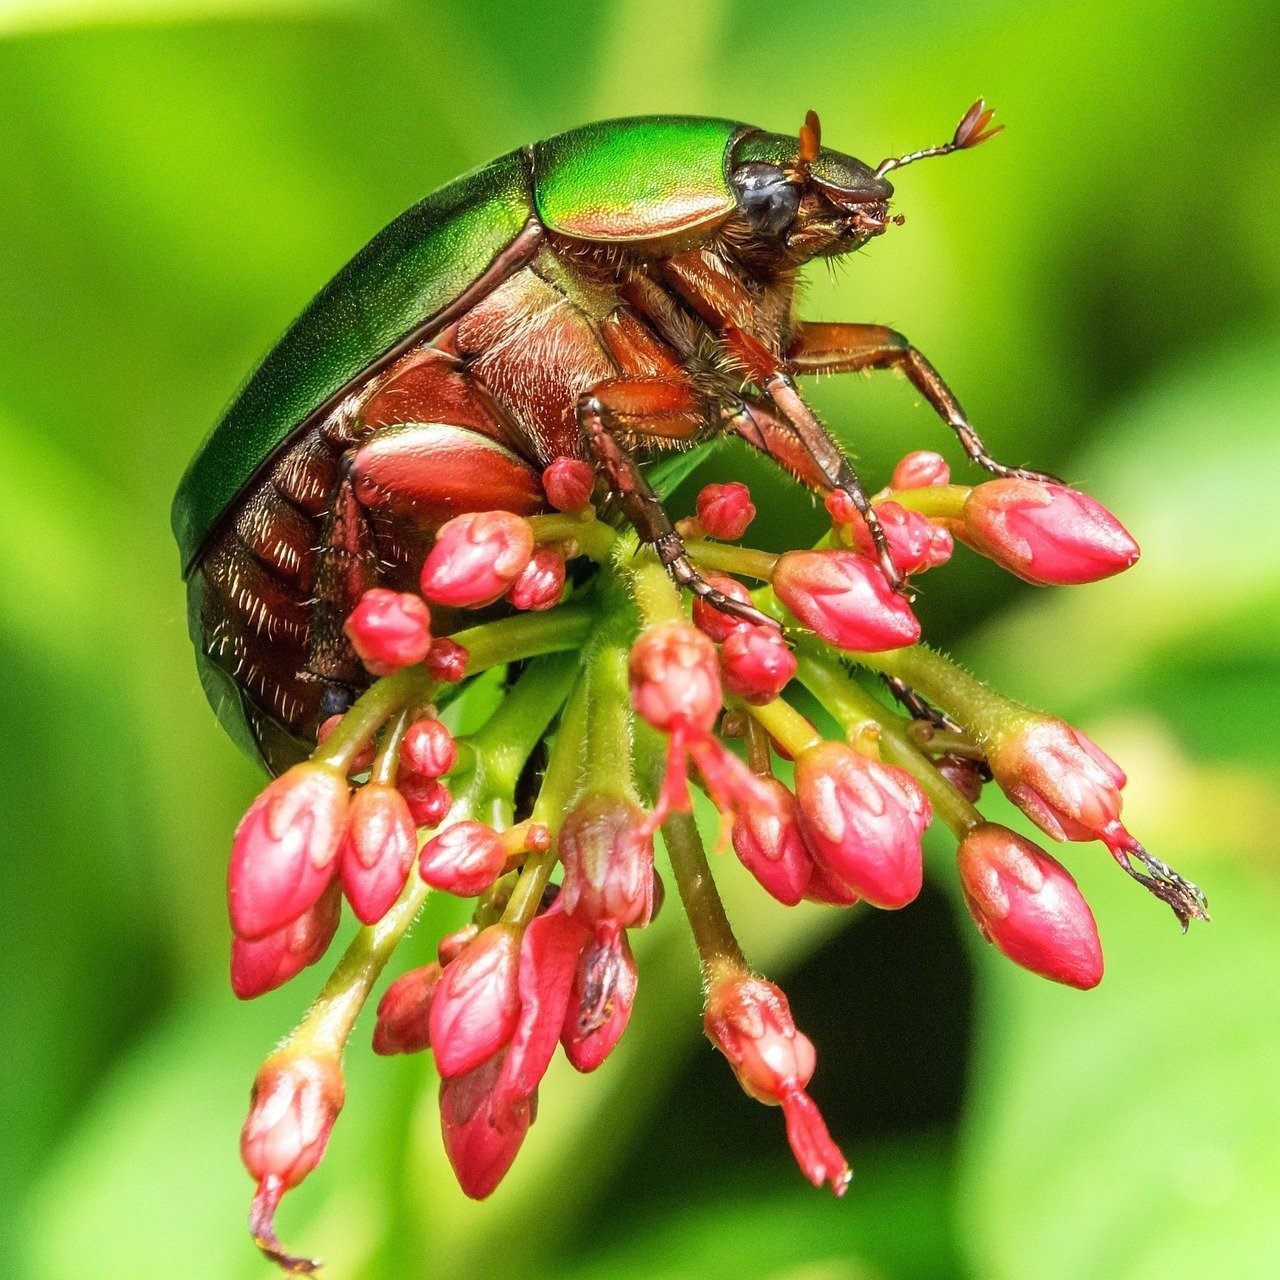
[874, 98, 1004, 179]
[793, 109, 822, 181]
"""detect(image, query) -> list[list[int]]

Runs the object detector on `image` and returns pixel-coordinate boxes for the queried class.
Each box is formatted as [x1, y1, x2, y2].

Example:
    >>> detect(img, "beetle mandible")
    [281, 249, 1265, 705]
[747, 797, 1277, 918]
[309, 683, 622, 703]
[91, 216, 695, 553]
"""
[174, 101, 1037, 772]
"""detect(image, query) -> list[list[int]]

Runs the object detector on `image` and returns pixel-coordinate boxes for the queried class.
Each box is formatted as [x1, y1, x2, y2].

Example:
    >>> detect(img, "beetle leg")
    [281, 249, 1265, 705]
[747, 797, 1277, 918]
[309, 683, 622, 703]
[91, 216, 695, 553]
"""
[576, 380, 778, 630]
[786, 321, 1061, 483]
[720, 328, 905, 593]
[648, 256, 904, 591]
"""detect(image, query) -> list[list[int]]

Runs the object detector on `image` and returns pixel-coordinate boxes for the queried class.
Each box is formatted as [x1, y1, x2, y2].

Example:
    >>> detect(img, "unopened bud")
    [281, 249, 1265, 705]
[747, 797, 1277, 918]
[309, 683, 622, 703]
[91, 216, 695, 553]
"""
[891, 450, 950, 490]
[429, 923, 521, 1078]
[419, 819, 507, 897]
[506, 546, 566, 611]
[542, 456, 595, 513]
[373, 963, 442, 1055]
[420, 511, 535, 608]
[691, 573, 753, 643]
[957, 823, 1104, 989]
[424, 637, 468, 683]
[719, 625, 797, 704]
[960, 479, 1140, 585]
[695, 481, 756, 540]
[241, 1050, 344, 1192]
[559, 793, 655, 929]
[339, 782, 417, 924]
[343, 588, 431, 676]
[774, 550, 921, 652]
[231, 881, 342, 1000]
[401, 717, 456, 779]
[228, 762, 349, 941]
[628, 621, 722, 735]
[794, 742, 931, 909]
[729, 777, 814, 906]
[440, 1051, 536, 1199]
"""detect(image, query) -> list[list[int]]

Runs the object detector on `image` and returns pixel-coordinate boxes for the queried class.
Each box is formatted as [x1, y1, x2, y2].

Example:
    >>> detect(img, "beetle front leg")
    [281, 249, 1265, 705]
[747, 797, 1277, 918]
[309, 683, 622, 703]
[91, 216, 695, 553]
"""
[576, 381, 778, 630]
[786, 321, 1060, 483]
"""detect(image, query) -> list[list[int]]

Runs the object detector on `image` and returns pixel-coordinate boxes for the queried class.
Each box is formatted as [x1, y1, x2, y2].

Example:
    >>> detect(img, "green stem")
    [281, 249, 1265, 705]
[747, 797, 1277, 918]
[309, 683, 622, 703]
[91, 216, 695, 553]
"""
[740, 695, 823, 758]
[315, 667, 433, 772]
[453, 603, 594, 676]
[504, 667, 594, 926]
[581, 642, 639, 799]
[286, 655, 577, 1058]
[371, 709, 412, 787]
[628, 550, 686, 627]
[853, 643, 1017, 746]
[888, 483, 972, 520]
[683, 539, 779, 582]
[794, 644, 982, 837]
[662, 811, 745, 986]
[529, 512, 618, 561]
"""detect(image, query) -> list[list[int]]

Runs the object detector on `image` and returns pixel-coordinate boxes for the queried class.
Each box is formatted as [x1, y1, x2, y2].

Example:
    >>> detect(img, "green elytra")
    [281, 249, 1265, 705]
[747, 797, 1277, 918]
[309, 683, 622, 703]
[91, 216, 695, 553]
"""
[172, 116, 886, 574]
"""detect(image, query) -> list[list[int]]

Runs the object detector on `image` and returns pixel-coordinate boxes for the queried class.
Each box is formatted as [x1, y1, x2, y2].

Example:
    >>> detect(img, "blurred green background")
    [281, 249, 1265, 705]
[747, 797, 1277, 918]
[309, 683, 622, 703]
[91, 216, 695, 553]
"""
[3, 1, 1279, 1277]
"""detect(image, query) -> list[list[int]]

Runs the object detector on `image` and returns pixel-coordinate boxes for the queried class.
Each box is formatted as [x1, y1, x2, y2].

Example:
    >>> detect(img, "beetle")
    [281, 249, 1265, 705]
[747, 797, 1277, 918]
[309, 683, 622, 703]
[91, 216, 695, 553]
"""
[174, 102, 1040, 773]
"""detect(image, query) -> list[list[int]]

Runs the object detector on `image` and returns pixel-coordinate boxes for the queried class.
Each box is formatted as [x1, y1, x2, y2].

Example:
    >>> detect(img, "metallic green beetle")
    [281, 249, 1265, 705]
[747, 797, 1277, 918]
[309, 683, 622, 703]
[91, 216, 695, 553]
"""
[174, 103, 1028, 773]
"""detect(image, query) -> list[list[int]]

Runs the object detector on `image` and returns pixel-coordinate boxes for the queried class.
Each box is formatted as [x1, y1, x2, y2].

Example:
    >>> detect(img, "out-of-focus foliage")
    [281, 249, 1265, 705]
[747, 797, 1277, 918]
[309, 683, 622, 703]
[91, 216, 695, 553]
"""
[2, 2, 1278, 1277]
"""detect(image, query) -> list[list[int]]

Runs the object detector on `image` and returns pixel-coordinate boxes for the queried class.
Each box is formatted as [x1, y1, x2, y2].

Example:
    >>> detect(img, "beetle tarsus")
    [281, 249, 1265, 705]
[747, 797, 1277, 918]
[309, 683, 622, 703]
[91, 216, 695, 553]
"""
[660, 538, 779, 630]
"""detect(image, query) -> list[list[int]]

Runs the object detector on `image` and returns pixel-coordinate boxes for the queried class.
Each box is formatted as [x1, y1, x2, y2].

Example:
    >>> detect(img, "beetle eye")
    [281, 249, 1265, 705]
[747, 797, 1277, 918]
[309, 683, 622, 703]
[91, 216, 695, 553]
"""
[730, 162, 801, 237]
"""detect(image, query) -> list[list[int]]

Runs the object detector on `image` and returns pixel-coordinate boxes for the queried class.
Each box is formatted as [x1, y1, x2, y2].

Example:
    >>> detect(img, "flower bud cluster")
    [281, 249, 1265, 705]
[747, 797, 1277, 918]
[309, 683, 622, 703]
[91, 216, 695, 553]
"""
[221, 463, 1204, 1271]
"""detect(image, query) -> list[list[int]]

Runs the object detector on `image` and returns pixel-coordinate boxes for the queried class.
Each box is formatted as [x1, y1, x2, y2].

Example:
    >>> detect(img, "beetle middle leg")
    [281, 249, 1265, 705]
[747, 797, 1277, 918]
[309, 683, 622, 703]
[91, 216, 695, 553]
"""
[576, 377, 777, 629]
[786, 321, 1061, 483]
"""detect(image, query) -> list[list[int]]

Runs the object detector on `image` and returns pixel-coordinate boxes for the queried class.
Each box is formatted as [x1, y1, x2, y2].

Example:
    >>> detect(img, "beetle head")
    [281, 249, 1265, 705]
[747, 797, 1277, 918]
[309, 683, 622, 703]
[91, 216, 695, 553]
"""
[726, 101, 1001, 265]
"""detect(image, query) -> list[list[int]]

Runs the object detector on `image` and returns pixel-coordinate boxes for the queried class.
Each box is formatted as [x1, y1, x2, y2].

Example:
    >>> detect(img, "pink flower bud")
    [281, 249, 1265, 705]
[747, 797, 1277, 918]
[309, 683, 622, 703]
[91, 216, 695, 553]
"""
[490, 905, 591, 1131]
[562, 927, 638, 1072]
[695, 481, 756, 540]
[399, 775, 452, 829]
[342, 587, 431, 676]
[691, 572, 753, 642]
[804, 864, 861, 906]
[847, 501, 953, 576]
[506, 546, 566, 611]
[440, 1050, 536, 1199]
[401, 717, 456, 779]
[628, 621, 723, 735]
[773, 550, 921, 652]
[241, 1051, 344, 1192]
[719, 625, 797, 704]
[228, 762, 349, 941]
[704, 975, 850, 1195]
[419, 819, 507, 897]
[794, 742, 931, 909]
[231, 881, 342, 1000]
[542, 456, 595, 513]
[989, 717, 1126, 845]
[559, 793, 655, 929]
[373, 963, 442, 1055]
[429, 923, 521, 1078]
[419, 511, 535, 608]
[339, 782, 416, 924]
[438, 922, 479, 965]
[424, 636, 468, 683]
[729, 777, 814, 906]
[960, 479, 1140, 585]
[891, 450, 950, 489]
[957, 823, 1104, 989]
